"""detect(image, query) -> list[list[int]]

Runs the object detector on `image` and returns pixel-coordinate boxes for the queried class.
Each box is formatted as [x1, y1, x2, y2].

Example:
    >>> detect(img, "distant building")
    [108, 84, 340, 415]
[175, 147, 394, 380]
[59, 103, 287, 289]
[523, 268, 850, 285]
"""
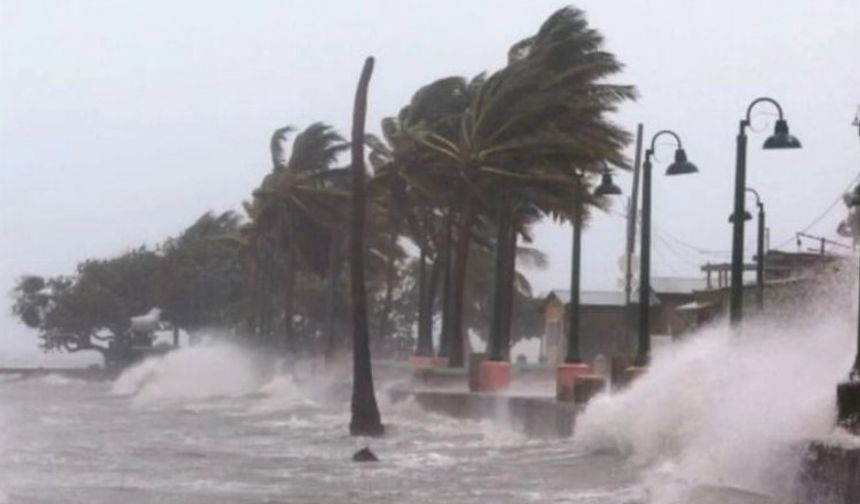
[539, 288, 661, 365]
[539, 277, 708, 364]
[538, 250, 854, 364]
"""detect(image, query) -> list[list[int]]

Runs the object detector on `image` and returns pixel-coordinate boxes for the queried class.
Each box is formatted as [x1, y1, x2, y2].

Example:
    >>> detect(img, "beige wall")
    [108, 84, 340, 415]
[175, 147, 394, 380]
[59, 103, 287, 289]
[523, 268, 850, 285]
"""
[542, 300, 565, 364]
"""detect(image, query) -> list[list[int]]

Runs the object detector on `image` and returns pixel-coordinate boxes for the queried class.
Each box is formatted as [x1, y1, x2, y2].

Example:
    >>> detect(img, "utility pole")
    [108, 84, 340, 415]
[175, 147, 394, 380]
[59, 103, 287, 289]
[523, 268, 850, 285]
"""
[625, 123, 644, 350]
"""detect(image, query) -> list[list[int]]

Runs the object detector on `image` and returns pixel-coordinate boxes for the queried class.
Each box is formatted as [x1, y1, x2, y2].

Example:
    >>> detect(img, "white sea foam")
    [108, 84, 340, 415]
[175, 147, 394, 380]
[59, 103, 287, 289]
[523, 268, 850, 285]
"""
[112, 344, 263, 404]
[0, 374, 22, 384]
[250, 373, 318, 412]
[573, 313, 854, 501]
[38, 374, 83, 386]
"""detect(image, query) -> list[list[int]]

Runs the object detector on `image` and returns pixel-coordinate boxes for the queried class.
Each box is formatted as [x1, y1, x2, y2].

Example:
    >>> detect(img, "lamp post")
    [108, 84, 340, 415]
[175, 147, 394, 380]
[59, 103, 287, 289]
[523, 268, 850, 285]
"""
[839, 118, 860, 433]
[730, 98, 801, 326]
[565, 165, 622, 363]
[635, 131, 698, 368]
[729, 188, 766, 311]
[557, 164, 622, 400]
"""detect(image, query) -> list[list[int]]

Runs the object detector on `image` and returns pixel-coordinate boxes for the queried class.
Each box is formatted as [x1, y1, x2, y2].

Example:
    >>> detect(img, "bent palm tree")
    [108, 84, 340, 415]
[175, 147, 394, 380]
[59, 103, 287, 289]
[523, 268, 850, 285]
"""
[349, 57, 384, 437]
[251, 123, 350, 352]
[411, 7, 635, 363]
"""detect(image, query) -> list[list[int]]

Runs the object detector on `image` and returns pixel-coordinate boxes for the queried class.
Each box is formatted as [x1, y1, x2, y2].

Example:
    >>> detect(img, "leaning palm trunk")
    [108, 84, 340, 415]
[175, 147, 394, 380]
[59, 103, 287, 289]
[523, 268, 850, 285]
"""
[376, 219, 398, 349]
[244, 235, 258, 338]
[500, 213, 518, 352]
[488, 197, 516, 361]
[257, 241, 274, 342]
[323, 234, 342, 362]
[349, 56, 384, 437]
[282, 243, 297, 353]
[414, 247, 435, 357]
[437, 209, 454, 358]
[447, 201, 475, 368]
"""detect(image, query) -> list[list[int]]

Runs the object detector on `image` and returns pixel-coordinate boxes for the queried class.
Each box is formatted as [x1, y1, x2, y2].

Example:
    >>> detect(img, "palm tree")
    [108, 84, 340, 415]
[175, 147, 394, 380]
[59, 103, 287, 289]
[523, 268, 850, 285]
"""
[322, 232, 344, 362]
[349, 56, 384, 437]
[251, 123, 350, 352]
[409, 8, 635, 364]
[495, 9, 634, 363]
[160, 211, 245, 339]
[366, 114, 449, 359]
[370, 75, 485, 367]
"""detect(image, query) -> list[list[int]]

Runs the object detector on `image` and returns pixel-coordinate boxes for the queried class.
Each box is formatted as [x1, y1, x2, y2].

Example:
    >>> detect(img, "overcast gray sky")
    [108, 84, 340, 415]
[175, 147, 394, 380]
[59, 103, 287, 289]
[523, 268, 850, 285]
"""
[2, 0, 859, 355]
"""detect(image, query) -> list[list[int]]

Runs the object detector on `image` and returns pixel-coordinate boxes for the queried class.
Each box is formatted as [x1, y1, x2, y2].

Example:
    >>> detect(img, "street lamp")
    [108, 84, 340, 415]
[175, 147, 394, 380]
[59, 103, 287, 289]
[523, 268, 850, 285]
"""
[565, 164, 622, 364]
[838, 184, 860, 432]
[729, 188, 766, 311]
[636, 131, 698, 367]
[594, 166, 623, 197]
[557, 164, 622, 400]
[853, 106, 859, 138]
[730, 98, 801, 326]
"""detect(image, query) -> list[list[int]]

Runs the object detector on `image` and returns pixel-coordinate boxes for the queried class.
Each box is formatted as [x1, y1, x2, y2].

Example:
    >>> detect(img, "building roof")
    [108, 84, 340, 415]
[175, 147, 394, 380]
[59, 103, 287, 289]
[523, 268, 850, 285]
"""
[650, 276, 708, 295]
[544, 288, 660, 308]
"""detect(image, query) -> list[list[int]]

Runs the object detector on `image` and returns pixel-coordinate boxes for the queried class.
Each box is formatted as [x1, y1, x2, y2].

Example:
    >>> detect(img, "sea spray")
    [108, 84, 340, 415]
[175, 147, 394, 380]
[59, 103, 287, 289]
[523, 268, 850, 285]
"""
[250, 373, 320, 413]
[112, 343, 265, 404]
[573, 314, 855, 501]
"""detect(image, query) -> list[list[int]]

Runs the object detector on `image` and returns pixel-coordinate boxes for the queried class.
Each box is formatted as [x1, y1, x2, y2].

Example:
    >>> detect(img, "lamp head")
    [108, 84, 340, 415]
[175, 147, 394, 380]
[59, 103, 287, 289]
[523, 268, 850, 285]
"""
[728, 210, 753, 223]
[594, 170, 622, 196]
[849, 185, 860, 208]
[763, 119, 802, 149]
[665, 148, 699, 175]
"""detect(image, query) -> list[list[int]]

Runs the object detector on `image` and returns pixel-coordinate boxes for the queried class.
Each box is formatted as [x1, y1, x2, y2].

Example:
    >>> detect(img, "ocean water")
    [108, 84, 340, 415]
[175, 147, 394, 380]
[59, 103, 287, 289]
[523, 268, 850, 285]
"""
[0, 311, 856, 503]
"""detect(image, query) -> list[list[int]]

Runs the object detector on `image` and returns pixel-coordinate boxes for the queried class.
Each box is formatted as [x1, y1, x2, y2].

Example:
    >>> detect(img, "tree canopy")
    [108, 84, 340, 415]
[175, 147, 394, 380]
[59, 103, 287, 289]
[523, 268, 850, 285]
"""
[11, 6, 634, 369]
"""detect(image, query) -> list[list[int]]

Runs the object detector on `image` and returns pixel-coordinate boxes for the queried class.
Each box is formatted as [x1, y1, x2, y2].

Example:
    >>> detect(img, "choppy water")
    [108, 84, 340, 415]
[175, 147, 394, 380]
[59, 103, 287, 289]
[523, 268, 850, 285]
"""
[0, 312, 856, 504]
[0, 366, 642, 503]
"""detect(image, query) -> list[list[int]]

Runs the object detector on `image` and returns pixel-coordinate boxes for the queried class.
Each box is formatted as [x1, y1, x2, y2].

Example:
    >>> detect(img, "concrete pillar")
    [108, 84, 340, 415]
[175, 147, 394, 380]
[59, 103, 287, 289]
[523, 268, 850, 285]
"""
[478, 361, 510, 392]
[556, 363, 590, 401]
[468, 353, 487, 392]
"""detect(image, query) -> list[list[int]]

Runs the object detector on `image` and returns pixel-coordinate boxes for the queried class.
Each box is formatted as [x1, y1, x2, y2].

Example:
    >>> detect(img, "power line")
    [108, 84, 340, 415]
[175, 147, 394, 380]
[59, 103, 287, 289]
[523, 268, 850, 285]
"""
[654, 233, 702, 269]
[655, 226, 733, 256]
[772, 169, 860, 250]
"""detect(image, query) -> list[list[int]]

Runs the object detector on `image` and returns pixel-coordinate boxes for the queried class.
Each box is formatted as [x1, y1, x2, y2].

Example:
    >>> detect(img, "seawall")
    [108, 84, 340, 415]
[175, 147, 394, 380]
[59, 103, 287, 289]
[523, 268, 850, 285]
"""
[388, 387, 578, 438]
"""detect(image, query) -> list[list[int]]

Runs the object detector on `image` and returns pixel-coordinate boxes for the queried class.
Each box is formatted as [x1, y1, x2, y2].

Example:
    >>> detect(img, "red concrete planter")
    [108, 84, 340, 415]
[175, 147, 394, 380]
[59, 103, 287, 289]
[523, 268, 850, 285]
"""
[433, 357, 450, 368]
[555, 363, 591, 401]
[478, 361, 510, 393]
[409, 355, 436, 369]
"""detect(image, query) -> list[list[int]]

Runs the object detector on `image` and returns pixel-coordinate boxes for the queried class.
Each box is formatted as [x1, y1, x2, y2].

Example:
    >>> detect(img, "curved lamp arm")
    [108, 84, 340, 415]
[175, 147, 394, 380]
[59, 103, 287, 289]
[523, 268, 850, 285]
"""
[745, 187, 762, 206]
[744, 97, 785, 126]
[648, 129, 684, 153]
